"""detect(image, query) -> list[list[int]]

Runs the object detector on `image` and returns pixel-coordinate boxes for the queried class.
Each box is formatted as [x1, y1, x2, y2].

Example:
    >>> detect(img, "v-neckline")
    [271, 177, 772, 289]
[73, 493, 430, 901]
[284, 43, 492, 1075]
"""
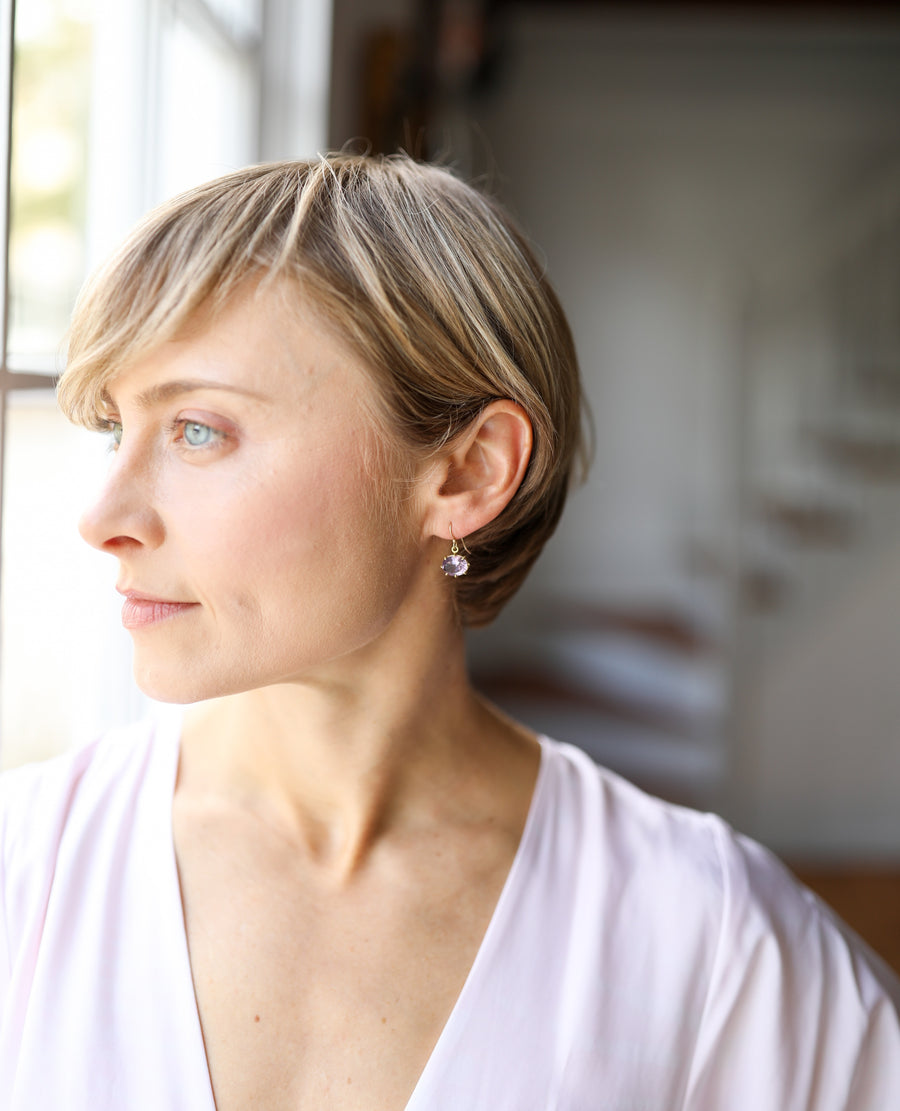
[402, 739, 548, 1109]
[160, 716, 549, 1111]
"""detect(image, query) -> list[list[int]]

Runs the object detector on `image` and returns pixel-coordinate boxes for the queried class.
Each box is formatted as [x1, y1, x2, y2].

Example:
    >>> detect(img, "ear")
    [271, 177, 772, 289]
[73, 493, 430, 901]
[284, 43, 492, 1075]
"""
[422, 400, 533, 542]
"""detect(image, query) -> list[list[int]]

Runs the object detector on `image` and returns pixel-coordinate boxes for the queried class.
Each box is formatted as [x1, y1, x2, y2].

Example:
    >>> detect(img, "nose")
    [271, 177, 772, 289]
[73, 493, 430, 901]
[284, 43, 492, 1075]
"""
[78, 452, 165, 555]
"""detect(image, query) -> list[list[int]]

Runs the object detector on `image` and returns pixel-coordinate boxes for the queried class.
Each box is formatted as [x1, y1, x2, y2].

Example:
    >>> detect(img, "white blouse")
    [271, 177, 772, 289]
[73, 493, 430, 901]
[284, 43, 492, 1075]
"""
[1, 716, 898, 1109]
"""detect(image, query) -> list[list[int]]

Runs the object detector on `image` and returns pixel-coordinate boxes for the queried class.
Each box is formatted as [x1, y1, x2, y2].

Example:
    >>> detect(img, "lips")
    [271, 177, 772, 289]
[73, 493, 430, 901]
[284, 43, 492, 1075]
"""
[118, 590, 199, 630]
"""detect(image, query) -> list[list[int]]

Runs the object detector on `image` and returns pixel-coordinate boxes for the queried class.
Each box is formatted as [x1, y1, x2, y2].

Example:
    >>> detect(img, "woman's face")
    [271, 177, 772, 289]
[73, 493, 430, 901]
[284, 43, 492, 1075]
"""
[79, 283, 425, 703]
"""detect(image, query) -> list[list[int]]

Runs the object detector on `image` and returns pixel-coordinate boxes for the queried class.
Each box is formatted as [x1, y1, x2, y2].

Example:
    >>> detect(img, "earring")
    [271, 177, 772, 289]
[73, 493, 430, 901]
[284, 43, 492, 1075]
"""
[441, 524, 471, 577]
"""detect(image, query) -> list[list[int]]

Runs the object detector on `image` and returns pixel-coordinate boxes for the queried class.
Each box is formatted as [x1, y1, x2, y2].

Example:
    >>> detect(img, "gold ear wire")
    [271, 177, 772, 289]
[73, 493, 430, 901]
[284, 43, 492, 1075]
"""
[449, 523, 471, 555]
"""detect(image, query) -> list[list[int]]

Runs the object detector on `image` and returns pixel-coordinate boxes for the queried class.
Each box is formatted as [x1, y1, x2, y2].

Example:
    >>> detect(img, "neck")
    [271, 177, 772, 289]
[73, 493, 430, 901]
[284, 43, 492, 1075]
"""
[177, 612, 538, 880]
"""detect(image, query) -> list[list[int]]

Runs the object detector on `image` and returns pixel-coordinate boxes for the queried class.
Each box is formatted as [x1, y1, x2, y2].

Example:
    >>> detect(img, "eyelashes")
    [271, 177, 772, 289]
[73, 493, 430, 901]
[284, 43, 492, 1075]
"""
[167, 419, 225, 449]
[103, 418, 228, 453]
[104, 420, 123, 451]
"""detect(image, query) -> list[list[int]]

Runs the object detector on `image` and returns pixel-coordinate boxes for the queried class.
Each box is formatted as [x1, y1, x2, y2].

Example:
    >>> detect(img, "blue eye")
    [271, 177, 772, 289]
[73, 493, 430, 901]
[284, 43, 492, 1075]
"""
[183, 421, 216, 446]
[108, 421, 123, 446]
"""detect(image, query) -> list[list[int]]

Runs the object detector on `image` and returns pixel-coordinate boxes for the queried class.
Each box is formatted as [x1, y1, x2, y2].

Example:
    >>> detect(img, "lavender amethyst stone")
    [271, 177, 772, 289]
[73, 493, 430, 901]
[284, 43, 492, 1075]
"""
[441, 554, 469, 577]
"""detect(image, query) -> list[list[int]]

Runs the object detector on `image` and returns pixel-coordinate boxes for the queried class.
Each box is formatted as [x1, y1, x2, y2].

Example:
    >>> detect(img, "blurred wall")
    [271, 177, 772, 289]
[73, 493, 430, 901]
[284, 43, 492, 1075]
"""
[461, 7, 900, 605]
[752, 536, 900, 857]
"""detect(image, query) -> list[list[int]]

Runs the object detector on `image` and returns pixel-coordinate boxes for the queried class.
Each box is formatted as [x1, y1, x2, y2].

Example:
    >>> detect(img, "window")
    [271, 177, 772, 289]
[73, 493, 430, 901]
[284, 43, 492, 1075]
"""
[0, 0, 332, 769]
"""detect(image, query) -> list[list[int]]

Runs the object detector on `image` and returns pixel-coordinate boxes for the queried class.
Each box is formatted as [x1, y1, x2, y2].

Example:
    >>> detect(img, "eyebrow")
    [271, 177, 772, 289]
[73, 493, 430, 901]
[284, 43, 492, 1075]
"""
[116, 378, 269, 410]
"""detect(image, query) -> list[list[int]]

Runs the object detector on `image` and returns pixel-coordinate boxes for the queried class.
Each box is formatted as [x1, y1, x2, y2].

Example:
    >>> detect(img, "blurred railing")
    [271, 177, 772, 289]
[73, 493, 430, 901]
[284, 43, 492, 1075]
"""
[734, 161, 900, 649]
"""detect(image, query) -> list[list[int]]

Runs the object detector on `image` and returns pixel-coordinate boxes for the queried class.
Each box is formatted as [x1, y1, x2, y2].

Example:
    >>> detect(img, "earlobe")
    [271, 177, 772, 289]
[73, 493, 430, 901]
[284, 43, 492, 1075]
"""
[425, 400, 533, 541]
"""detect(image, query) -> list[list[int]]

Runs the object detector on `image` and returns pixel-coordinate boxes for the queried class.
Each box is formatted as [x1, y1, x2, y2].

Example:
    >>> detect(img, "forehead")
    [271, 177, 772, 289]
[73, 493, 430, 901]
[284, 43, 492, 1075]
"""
[103, 281, 374, 412]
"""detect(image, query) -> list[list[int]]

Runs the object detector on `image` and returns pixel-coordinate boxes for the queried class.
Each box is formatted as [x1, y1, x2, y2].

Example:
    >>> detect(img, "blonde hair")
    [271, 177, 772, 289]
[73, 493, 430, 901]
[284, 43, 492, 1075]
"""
[59, 154, 588, 626]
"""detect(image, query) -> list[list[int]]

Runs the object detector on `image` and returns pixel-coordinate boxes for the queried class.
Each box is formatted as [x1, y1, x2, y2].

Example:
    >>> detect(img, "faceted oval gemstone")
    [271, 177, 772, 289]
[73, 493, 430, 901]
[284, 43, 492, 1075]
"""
[441, 554, 469, 577]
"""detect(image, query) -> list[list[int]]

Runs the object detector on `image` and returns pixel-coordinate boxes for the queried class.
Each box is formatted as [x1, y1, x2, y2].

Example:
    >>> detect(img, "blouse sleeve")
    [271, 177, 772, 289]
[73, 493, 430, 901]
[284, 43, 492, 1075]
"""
[683, 821, 900, 1110]
[0, 775, 11, 1012]
[0, 756, 81, 1035]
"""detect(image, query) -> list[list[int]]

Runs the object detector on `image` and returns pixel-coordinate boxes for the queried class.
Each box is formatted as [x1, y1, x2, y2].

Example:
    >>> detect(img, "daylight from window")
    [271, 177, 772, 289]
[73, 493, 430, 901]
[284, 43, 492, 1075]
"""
[0, 0, 274, 769]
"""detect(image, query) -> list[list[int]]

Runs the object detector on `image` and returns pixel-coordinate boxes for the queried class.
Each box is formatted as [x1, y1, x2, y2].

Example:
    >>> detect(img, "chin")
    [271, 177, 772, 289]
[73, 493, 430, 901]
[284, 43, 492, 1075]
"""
[135, 678, 206, 705]
[133, 655, 290, 705]
[133, 662, 230, 706]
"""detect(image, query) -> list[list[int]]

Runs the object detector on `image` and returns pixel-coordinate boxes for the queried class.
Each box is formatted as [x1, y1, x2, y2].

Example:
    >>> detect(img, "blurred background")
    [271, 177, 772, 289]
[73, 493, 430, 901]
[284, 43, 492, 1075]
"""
[1, 0, 900, 961]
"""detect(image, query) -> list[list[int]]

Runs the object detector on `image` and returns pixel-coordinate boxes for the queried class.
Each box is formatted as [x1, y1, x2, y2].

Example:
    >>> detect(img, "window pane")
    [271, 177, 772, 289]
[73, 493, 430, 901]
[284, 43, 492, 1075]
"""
[0, 392, 148, 770]
[156, 8, 260, 198]
[8, 0, 95, 370]
[203, 0, 263, 45]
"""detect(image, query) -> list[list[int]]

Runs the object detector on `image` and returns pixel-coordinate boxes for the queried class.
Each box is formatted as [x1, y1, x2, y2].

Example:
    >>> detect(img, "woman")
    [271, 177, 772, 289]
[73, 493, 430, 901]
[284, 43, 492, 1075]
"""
[1, 154, 898, 1109]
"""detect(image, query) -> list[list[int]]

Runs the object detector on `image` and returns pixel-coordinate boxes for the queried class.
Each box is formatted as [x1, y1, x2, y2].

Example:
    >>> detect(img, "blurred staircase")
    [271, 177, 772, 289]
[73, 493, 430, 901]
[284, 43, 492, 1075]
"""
[473, 603, 727, 806]
[729, 162, 900, 656]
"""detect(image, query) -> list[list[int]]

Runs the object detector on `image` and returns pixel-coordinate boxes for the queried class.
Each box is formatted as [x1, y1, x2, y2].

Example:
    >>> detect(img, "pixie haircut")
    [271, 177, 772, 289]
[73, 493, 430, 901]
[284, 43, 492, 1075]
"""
[58, 154, 587, 626]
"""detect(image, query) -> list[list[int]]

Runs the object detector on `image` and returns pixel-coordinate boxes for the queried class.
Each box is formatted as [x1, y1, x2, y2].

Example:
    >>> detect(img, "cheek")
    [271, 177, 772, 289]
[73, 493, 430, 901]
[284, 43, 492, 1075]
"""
[208, 447, 388, 590]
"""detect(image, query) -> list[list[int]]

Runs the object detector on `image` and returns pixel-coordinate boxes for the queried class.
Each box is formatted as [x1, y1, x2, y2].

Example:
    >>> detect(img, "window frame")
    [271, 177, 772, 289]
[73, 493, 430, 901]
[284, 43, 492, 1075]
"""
[0, 0, 54, 636]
